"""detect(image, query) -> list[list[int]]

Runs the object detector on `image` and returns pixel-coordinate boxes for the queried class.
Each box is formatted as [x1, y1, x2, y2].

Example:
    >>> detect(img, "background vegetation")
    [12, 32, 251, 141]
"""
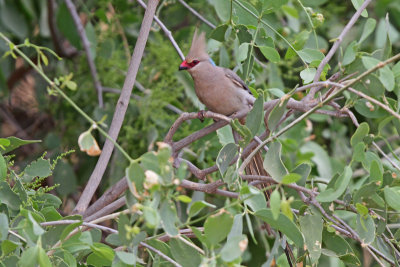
[1, 0, 400, 266]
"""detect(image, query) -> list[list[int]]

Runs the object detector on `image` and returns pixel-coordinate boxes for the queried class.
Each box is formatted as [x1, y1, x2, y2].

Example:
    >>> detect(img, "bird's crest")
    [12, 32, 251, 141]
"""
[186, 29, 209, 62]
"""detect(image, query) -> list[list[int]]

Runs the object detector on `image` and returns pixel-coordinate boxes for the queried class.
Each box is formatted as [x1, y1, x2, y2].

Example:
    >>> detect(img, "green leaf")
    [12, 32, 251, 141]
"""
[237, 43, 249, 62]
[56, 3, 81, 49]
[359, 18, 376, 44]
[0, 181, 21, 210]
[298, 49, 324, 63]
[259, 46, 280, 63]
[355, 203, 369, 216]
[350, 122, 369, 147]
[60, 221, 82, 241]
[220, 235, 248, 262]
[176, 195, 192, 203]
[292, 163, 311, 186]
[143, 206, 160, 228]
[379, 66, 395, 91]
[217, 126, 235, 146]
[281, 173, 301, 184]
[169, 238, 202, 267]
[242, 185, 267, 212]
[212, 0, 230, 21]
[160, 200, 179, 237]
[24, 158, 52, 180]
[270, 190, 281, 220]
[188, 200, 216, 218]
[342, 41, 358, 66]
[255, 208, 304, 248]
[351, 0, 368, 17]
[246, 94, 264, 136]
[356, 214, 375, 245]
[282, 5, 298, 18]
[19, 246, 39, 267]
[90, 243, 115, 262]
[322, 230, 360, 265]
[268, 98, 288, 132]
[299, 213, 323, 263]
[316, 166, 352, 202]
[38, 247, 52, 267]
[204, 211, 233, 246]
[126, 162, 145, 196]
[384, 186, 400, 211]
[54, 160, 77, 196]
[369, 160, 382, 184]
[264, 142, 288, 182]
[217, 143, 238, 176]
[116, 251, 136, 265]
[0, 213, 9, 241]
[352, 142, 366, 162]
[0, 137, 40, 154]
[0, 154, 6, 181]
[300, 68, 317, 84]
[1, 240, 19, 256]
[0, 2, 28, 39]
[210, 24, 228, 42]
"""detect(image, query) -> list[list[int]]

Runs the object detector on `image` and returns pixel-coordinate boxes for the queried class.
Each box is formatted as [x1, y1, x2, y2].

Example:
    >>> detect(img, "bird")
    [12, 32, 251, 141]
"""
[179, 30, 295, 267]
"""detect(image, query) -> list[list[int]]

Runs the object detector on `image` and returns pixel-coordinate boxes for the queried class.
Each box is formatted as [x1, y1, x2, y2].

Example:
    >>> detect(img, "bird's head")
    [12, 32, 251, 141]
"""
[179, 30, 210, 71]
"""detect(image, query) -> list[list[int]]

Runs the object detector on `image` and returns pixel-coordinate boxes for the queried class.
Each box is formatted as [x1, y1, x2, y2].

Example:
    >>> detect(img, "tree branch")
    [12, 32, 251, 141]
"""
[177, 0, 216, 29]
[64, 0, 104, 107]
[72, 0, 160, 215]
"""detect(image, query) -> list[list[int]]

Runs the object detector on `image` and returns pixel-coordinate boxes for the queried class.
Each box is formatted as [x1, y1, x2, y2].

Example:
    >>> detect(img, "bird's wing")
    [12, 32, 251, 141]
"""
[222, 68, 253, 96]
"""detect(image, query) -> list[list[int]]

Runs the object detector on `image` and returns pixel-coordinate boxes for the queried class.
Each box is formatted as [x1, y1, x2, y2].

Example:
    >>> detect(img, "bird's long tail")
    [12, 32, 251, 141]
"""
[245, 151, 295, 267]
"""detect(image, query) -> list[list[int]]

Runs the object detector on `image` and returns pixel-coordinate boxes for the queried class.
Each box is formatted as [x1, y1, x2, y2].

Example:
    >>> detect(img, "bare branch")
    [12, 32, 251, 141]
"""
[73, 0, 160, 215]
[307, 0, 373, 100]
[64, 0, 104, 107]
[140, 242, 183, 267]
[177, 0, 216, 29]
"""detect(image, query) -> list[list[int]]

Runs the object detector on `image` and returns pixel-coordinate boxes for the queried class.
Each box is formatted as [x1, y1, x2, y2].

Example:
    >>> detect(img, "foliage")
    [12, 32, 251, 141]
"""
[1, 0, 400, 266]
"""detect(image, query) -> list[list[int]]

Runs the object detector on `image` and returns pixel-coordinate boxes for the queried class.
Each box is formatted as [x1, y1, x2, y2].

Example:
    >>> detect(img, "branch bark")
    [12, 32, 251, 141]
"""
[72, 0, 160, 215]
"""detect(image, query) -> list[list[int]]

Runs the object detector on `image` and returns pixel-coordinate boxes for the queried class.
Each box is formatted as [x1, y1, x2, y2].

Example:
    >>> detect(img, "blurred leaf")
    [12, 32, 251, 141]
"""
[85, 22, 97, 59]
[212, 0, 230, 21]
[270, 189, 281, 220]
[38, 247, 52, 267]
[78, 131, 102, 156]
[188, 200, 216, 218]
[210, 24, 228, 42]
[90, 243, 115, 262]
[204, 211, 233, 246]
[24, 158, 52, 180]
[281, 173, 301, 184]
[300, 68, 317, 84]
[220, 235, 247, 262]
[54, 160, 77, 196]
[342, 41, 358, 66]
[0, 181, 21, 210]
[299, 213, 323, 263]
[384, 186, 400, 211]
[356, 214, 375, 245]
[126, 162, 145, 197]
[352, 142, 366, 162]
[0, 213, 8, 241]
[246, 94, 264, 136]
[369, 160, 382, 184]
[259, 46, 280, 63]
[0, 2, 28, 39]
[160, 200, 179, 237]
[316, 166, 352, 202]
[1, 240, 19, 256]
[170, 238, 202, 267]
[116, 251, 136, 265]
[301, 141, 332, 178]
[0, 154, 6, 181]
[255, 208, 303, 248]
[264, 142, 288, 182]
[143, 206, 160, 228]
[350, 122, 369, 147]
[237, 43, 249, 61]
[242, 185, 267, 212]
[217, 143, 238, 177]
[56, 3, 80, 48]
[0, 137, 40, 154]
[282, 5, 298, 18]
[268, 97, 288, 132]
[351, 0, 368, 17]
[19, 246, 39, 267]
[217, 126, 235, 146]
[359, 18, 376, 44]
[292, 163, 311, 186]
[298, 49, 324, 63]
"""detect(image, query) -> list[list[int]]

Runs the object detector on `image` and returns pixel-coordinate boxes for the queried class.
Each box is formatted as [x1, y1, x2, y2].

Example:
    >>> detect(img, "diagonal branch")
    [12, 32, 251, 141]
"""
[307, 0, 373, 100]
[64, 0, 104, 107]
[177, 0, 216, 29]
[72, 0, 160, 215]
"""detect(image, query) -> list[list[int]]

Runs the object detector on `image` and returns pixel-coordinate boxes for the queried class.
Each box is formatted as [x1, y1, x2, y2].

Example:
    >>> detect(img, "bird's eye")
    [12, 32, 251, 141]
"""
[193, 60, 199, 64]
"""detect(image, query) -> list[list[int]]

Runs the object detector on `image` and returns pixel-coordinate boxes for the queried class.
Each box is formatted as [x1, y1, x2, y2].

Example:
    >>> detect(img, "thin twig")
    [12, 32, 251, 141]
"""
[64, 0, 104, 107]
[177, 0, 216, 29]
[136, 0, 185, 60]
[307, 0, 373, 100]
[72, 0, 160, 215]
[140, 242, 183, 267]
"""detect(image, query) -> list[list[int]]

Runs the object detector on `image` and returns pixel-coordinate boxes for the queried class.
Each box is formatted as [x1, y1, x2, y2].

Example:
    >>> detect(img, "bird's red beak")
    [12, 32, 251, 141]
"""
[179, 60, 190, 71]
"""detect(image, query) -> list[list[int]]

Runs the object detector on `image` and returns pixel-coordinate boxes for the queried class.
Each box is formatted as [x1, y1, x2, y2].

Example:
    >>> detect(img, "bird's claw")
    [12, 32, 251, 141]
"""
[197, 110, 205, 122]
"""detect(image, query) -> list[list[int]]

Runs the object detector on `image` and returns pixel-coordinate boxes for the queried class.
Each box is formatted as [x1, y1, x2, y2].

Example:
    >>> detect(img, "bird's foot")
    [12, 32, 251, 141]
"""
[197, 110, 206, 122]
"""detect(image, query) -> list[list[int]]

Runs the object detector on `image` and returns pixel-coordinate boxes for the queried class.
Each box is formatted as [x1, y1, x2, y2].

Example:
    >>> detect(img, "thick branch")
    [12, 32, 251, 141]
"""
[73, 0, 160, 215]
